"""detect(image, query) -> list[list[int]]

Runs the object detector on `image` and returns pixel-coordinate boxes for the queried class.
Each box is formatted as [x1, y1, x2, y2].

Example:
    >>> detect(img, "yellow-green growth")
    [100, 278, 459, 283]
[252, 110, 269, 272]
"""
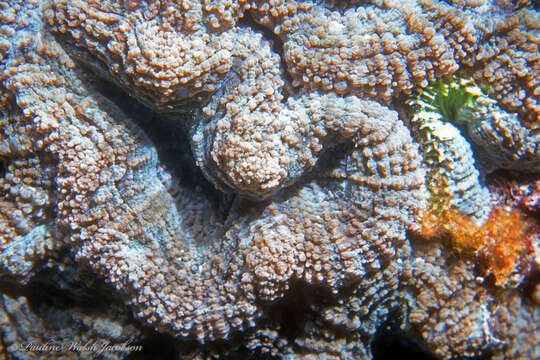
[409, 76, 492, 124]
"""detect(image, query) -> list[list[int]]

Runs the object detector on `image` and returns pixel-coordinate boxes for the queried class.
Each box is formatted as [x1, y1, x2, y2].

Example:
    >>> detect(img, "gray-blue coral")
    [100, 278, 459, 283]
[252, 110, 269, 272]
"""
[0, 0, 539, 359]
[411, 109, 492, 223]
[458, 98, 540, 173]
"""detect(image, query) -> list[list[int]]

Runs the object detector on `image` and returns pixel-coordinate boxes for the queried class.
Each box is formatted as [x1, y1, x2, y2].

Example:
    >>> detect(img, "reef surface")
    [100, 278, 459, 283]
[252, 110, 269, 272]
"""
[0, 0, 539, 359]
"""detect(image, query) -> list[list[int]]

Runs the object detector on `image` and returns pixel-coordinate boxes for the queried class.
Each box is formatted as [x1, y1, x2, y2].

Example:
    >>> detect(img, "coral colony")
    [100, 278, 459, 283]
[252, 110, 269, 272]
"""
[0, 0, 539, 359]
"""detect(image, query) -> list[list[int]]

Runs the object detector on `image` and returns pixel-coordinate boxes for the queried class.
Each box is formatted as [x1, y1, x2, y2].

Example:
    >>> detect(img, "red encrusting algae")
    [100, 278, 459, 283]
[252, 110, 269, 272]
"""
[418, 198, 536, 287]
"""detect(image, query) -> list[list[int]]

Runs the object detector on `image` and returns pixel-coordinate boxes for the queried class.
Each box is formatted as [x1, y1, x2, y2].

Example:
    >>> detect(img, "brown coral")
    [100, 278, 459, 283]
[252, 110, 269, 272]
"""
[406, 240, 539, 359]
[0, 0, 539, 359]
[417, 0, 540, 126]
[2, 0, 426, 345]
[45, 0, 539, 200]
[250, 0, 459, 99]
[0, 288, 141, 360]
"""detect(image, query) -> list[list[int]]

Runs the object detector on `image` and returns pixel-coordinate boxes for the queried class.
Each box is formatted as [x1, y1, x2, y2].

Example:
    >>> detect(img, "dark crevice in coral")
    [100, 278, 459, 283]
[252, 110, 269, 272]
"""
[521, 269, 540, 303]
[125, 330, 178, 360]
[33, 254, 124, 308]
[393, 91, 417, 128]
[255, 140, 353, 205]
[486, 169, 540, 219]
[252, 279, 443, 360]
[265, 280, 336, 340]
[254, 279, 367, 346]
[81, 68, 234, 218]
[239, 11, 299, 99]
[372, 318, 441, 360]
[307, 137, 350, 175]
[0, 158, 5, 179]
[0, 257, 125, 313]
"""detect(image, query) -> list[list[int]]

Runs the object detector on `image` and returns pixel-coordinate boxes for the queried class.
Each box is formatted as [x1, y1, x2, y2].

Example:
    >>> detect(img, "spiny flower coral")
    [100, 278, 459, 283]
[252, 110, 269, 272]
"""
[408, 76, 492, 223]
[0, 0, 539, 359]
[410, 75, 538, 287]
[2, 0, 426, 344]
[412, 75, 540, 174]
[411, 76, 483, 124]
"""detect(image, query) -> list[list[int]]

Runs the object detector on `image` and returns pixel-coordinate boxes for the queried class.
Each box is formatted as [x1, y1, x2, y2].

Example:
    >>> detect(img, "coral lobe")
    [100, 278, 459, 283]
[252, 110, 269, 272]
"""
[0, 0, 539, 359]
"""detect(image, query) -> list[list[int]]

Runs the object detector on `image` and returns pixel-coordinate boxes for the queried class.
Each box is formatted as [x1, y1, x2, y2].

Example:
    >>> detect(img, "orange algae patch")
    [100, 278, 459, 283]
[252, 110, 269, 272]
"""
[419, 199, 531, 287]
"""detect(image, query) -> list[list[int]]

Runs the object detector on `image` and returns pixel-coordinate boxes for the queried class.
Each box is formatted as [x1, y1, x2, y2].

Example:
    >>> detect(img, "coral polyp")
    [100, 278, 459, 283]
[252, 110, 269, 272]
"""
[412, 76, 484, 124]
[411, 75, 540, 174]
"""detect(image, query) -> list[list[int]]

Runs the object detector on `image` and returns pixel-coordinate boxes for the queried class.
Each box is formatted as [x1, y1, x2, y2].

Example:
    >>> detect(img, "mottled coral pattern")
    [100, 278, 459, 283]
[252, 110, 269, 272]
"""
[0, 0, 539, 359]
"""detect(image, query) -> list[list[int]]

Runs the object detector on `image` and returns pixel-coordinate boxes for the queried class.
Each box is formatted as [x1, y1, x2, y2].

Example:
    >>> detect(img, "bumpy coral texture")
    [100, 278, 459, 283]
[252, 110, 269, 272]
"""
[417, 0, 539, 126]
[0, 292, 141, 360]
[411, 109, 492, 223]
[0, 0, 539, 359]
[407, 240, 539, 360]
[45, 0, 539, 198]
[3, 0, 425, 343]
[458, 98, 540, 173]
